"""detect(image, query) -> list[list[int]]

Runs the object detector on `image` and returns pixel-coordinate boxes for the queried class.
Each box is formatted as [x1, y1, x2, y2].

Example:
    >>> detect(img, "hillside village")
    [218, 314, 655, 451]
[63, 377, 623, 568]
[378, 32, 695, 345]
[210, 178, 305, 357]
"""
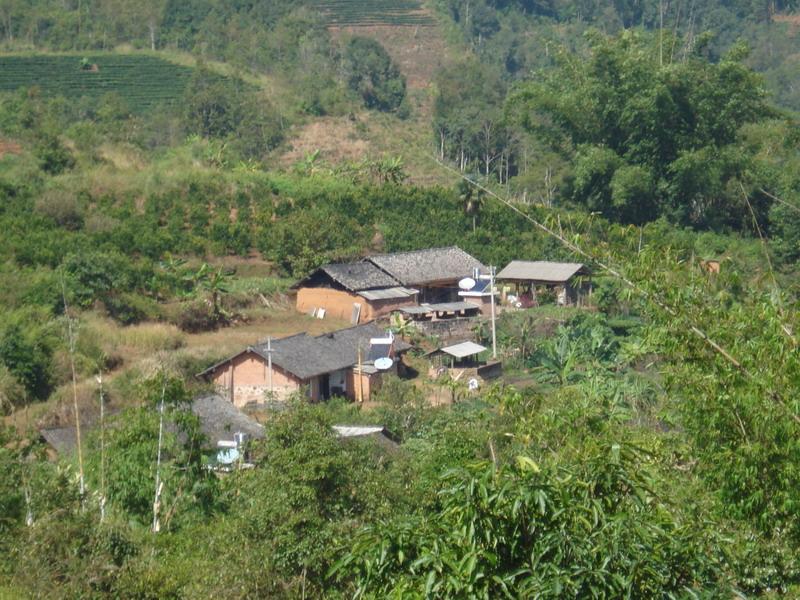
[1, 0, 800, 597]
[40, 246, 593, 470]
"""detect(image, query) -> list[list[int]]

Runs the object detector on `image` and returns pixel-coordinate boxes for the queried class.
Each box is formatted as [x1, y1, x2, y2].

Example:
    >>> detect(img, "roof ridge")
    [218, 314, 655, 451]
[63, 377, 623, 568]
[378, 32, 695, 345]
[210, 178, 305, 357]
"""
[312, 322, 385, 339]
[256, 332, 310, 345]
[367, 245, 462, 259]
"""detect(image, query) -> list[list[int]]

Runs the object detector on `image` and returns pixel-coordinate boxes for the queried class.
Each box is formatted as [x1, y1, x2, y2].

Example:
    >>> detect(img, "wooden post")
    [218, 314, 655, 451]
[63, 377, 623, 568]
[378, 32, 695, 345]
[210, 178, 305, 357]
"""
[152, 381, 166, 533]
[357, 347, 363, 403]
[98, 374, 106, 522]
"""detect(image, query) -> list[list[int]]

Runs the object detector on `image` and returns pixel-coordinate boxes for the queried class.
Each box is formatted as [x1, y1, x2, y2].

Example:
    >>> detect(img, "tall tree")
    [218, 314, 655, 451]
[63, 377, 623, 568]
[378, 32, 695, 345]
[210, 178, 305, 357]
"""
[508, 31, 774, 228]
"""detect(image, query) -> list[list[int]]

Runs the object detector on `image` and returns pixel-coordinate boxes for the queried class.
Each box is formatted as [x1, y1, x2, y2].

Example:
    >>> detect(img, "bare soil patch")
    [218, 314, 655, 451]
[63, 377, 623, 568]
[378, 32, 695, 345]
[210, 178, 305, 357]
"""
[0, 138, 22, 159]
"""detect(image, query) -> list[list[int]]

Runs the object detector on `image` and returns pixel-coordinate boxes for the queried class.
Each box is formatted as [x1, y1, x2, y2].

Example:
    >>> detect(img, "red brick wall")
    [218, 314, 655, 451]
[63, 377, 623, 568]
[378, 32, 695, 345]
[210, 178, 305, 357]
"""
[209, 351, 305, 407]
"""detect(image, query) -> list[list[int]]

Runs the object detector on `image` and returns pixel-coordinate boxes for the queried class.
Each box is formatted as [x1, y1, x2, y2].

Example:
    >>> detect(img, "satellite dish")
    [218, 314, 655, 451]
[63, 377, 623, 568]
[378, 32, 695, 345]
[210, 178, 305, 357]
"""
[374, 357, 393, 370]
[459, 277, 476, 291]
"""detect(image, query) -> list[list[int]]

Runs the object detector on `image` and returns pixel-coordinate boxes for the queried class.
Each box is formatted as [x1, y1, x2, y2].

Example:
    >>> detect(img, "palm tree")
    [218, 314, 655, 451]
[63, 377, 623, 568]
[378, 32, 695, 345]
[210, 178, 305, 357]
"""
[458, 175, 485, 232]
[192, 263, 231, 322]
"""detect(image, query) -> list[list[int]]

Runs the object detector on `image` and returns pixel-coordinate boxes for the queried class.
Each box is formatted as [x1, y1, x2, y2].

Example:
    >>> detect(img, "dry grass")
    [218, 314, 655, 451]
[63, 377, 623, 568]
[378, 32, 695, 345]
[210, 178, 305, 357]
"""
[280, 117, 370, 166]
[183, 307, 349, 357]
[81, 314, 185, 359]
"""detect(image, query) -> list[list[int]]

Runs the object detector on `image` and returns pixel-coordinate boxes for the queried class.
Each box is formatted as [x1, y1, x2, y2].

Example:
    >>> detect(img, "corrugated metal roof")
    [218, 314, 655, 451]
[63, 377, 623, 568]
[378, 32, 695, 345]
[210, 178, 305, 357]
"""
[367, 246, 485, 286]
[440, 341, 487, 358]
[357, 286, 418, 301]
[496, 261, 588, 283]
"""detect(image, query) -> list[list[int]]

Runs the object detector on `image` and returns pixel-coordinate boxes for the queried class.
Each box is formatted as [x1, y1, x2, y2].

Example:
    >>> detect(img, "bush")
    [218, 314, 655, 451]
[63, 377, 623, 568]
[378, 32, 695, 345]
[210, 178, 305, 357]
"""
[171, 301, 218, 333]
[103, 292, 160, 325]
[34, 189, 84, 230]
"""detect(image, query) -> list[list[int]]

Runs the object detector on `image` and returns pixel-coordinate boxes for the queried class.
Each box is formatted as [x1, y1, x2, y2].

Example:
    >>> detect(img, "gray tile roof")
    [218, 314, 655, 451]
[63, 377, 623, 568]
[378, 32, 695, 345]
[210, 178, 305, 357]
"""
[294, 262, 400, 292]
[247, 323, 412, 380]
[366, 246, 485, 286]
[496, 261, 588, 283]
[40, 426, 79, 454]
[191, 394, 265, 446]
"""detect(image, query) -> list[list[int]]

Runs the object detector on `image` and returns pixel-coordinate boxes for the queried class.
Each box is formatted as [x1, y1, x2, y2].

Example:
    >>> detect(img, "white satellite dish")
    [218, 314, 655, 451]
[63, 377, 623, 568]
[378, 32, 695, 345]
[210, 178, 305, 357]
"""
[374, 357, 393, 370]
[459, 277, 476, 291]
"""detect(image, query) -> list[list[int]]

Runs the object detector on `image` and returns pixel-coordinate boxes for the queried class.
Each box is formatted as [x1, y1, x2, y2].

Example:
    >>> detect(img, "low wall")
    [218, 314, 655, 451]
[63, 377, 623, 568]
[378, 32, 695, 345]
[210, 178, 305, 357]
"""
[477, 361, 503, 380]
[411, 317, 478, 340]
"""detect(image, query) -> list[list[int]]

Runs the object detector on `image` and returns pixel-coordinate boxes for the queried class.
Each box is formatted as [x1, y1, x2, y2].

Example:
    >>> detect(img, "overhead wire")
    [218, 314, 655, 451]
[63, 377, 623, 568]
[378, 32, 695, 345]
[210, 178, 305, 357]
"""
[434, 158, 749, 370]
[433, 157, 800, 425]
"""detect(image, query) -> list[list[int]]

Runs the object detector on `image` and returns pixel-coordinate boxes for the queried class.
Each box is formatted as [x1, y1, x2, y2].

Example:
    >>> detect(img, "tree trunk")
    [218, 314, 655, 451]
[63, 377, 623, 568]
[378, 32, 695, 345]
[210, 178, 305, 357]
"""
[149, 23, 156, 51]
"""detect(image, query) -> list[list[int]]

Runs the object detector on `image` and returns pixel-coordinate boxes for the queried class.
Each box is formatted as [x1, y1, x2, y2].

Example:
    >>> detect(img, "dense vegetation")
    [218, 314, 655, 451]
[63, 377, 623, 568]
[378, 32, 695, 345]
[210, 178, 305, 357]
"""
[0, 0, 799, 597]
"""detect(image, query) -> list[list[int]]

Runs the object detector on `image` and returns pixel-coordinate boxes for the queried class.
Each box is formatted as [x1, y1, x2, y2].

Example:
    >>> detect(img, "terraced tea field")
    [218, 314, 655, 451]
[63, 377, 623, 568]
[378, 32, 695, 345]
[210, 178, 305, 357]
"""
[312, 0, 434, 26]
[0, 54, 197, 113]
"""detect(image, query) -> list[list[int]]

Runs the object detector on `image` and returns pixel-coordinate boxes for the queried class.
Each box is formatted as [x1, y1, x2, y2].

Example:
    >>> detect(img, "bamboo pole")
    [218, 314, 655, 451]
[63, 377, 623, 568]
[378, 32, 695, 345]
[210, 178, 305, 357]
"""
[61, 277, 85, 500]
[152, 379, 167, 533]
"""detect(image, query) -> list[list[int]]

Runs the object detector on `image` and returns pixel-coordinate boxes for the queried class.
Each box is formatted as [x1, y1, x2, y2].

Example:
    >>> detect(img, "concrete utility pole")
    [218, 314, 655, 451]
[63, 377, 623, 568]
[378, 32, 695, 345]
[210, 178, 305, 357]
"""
[489, 266, 497, 359]
[474, 267, 498, 359]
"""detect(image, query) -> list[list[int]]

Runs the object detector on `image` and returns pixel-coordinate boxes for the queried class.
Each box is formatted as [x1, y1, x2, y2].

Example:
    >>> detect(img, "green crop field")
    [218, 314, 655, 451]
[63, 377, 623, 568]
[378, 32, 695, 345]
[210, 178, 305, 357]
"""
[311, 0, 434, 26]
[0, 54, 198, 113]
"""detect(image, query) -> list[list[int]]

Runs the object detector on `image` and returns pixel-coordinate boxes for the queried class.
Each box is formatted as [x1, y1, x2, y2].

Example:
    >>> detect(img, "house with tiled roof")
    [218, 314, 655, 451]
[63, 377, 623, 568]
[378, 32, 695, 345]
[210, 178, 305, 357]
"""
[293, 246, 486, 323]
[293, 262, 418, 323]
[198, 323, 411, 406]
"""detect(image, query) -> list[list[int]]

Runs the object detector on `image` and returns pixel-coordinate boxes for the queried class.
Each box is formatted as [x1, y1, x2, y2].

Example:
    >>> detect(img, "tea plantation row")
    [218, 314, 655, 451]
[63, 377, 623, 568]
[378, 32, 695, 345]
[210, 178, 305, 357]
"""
[0, 54, 197, 113]
[312, 0, 434, 26]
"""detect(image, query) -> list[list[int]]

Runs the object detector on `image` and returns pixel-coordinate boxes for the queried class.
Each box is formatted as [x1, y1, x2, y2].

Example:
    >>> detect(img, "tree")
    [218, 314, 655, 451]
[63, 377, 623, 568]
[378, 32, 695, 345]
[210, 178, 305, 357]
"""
[508, 31, 774, 228]
[457, 174, 486, 232]
[189, 263, 231, 323]
[333, 450, 727, 596]
[433, 58, 508, 178]
[0, 323, 52, 401]
[342, 37, 406, 112]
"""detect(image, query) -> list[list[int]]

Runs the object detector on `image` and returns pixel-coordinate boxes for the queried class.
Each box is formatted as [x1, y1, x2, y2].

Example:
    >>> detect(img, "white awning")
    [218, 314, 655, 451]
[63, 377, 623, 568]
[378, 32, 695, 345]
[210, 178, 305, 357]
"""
[332, 425, 387, 438]
[440, 341, 487, 358]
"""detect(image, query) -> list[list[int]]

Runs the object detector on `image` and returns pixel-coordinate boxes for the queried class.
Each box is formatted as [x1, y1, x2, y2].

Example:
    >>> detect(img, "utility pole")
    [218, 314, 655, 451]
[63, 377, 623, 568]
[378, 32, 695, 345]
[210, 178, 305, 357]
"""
[97, 374, 106, 522]
[472, 267, 498, 359]
[489, 266, 497, 359]
[267, 337, 273, 399]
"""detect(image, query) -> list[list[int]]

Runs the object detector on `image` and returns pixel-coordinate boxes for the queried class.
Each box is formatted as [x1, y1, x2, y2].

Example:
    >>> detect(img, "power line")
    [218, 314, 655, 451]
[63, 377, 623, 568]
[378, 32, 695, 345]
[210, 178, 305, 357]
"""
[432, 158, 800, 426]
[759, 187, 800, 216]
[432, 157, 748, 369]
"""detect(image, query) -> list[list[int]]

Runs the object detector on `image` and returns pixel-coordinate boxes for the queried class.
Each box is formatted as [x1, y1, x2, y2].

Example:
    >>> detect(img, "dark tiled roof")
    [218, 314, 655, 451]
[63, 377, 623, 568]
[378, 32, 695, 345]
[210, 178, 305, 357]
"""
[190, 394, 264, 446]
[40, 426, 79, 454]
[367, 246, 485, 286]
[322, 262, 401, 290]
[248, 323, 412, 380]
[293, 262, 400, 292]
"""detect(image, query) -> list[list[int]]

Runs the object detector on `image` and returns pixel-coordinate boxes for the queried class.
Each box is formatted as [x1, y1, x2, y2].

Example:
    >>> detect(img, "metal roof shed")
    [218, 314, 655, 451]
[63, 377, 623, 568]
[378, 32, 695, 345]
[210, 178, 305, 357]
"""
[441, 341, 488, 358]
[496, 261, 588, 284]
